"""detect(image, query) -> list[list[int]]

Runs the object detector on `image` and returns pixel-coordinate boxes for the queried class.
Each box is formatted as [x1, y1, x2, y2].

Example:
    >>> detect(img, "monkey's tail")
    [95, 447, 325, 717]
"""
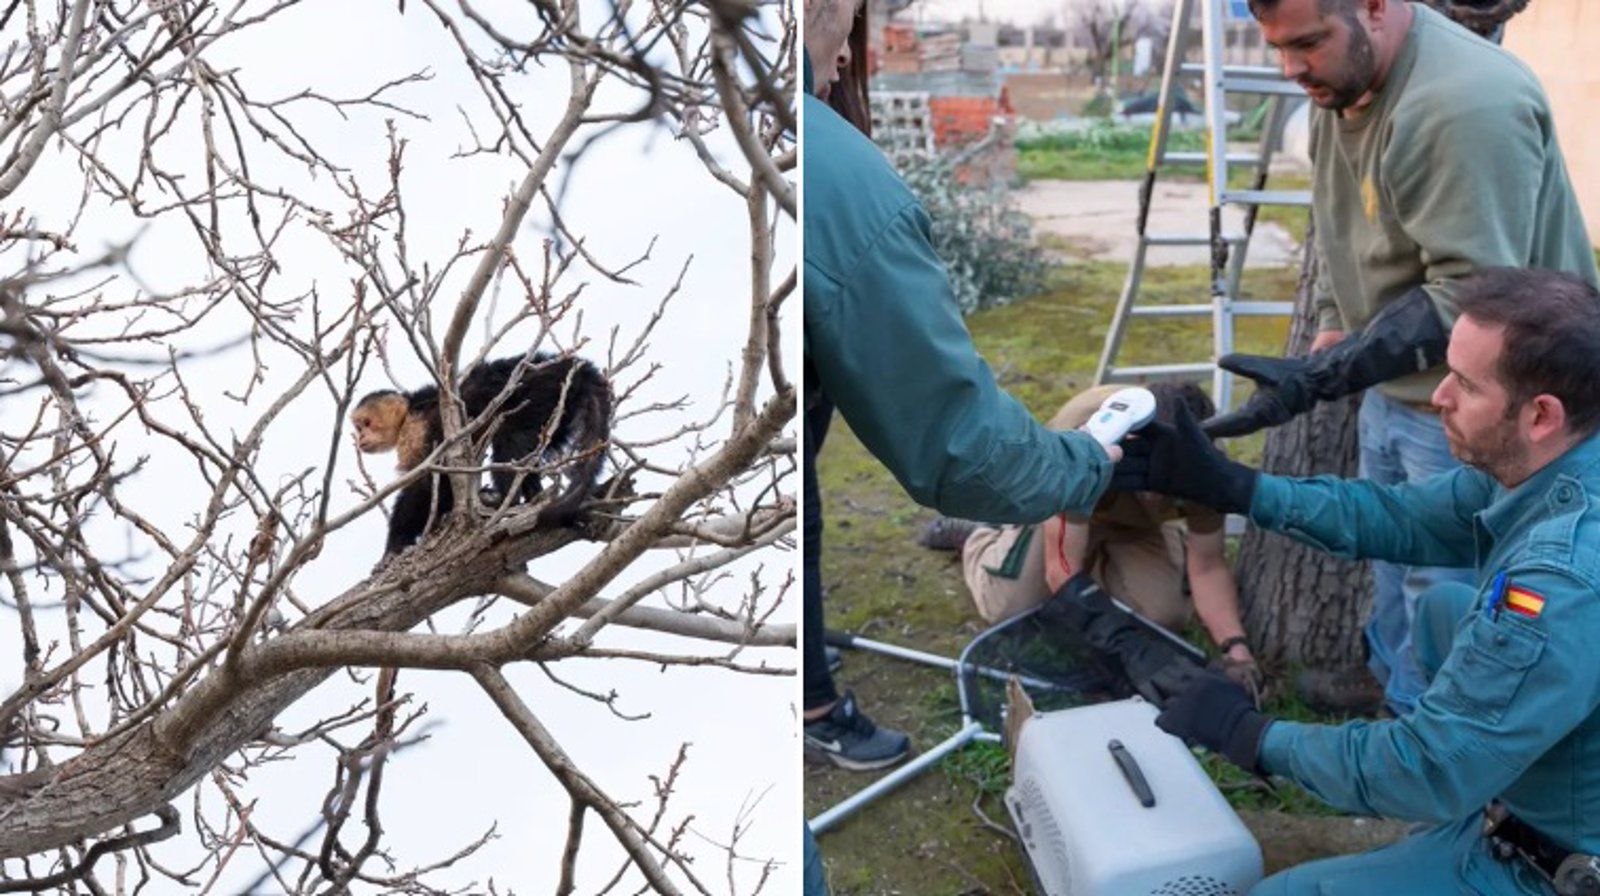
[542, 361, 613, 527]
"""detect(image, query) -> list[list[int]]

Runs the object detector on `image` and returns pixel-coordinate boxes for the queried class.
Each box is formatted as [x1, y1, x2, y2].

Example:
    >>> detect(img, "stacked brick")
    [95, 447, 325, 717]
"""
[880, 24, 921, 74]
[878, 24, 962, 74]
[929, 85, 1014, 149]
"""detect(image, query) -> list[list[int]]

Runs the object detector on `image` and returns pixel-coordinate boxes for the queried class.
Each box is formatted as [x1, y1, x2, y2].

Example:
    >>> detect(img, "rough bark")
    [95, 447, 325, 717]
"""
[1236, 225, 1372, 676]
[0, 523, 517, 859]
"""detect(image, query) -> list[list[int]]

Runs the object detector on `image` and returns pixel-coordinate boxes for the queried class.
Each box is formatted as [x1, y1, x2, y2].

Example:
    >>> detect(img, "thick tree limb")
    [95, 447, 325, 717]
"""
[0, 389, 793, 859]
[0, 804, 179, 893]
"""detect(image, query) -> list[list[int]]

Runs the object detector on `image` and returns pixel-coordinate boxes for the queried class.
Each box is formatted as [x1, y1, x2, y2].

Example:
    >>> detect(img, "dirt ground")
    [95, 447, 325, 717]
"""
[1017, 179, 1301, 268]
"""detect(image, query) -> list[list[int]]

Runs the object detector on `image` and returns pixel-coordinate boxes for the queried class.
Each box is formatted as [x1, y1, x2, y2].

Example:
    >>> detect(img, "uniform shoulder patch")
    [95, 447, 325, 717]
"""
[1504, 584, 1547, 619]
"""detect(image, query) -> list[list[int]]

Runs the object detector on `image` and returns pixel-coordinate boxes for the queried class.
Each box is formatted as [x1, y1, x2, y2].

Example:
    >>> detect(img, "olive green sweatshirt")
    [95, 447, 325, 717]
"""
[1309, 3, 1598, 404]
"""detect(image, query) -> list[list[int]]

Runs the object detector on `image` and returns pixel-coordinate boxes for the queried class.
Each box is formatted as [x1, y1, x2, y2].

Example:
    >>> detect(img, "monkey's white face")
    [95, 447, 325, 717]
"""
[350, 409, 394, 453]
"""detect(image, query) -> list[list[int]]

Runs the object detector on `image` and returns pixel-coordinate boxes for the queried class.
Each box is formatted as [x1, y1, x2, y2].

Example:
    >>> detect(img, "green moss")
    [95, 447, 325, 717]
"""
[940, 740, 1012, 798]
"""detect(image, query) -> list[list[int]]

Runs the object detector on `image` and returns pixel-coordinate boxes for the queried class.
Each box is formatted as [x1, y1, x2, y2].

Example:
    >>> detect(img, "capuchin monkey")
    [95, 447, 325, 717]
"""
[351, 351, 611, 558]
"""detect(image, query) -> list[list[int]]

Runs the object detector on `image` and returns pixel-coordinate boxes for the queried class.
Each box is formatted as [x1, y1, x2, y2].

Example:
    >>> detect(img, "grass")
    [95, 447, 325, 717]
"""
[1018, 144, 1173, 182]
[807, 256, 1408, 894]
[1011, 120, 1203, 182]
[1016, 122, 1202, 182]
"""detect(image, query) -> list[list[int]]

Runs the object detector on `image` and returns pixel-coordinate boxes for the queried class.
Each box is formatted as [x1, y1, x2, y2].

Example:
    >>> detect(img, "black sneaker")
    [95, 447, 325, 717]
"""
[916, 516, 980, 552]
[803, 692, 911, 771]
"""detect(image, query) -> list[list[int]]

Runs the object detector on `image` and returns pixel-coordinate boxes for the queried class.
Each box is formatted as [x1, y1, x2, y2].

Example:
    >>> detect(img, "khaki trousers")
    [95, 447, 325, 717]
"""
[961, 521, 1191, 629]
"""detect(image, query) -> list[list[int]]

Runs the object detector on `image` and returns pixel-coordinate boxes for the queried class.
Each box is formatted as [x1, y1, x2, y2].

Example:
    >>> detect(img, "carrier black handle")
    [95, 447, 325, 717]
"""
[1108, 739, 1156, 808]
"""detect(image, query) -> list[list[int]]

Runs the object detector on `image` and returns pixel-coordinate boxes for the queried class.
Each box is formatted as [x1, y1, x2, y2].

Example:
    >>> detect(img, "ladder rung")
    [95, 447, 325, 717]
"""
[1131, 304, 1211, 318]
[1181, 63, 1284, 79]
[1143, 232, 1246, 246]
[1161, 151, 1262, 166]
[1222, 189, 1312, 207]
[1221, 77, 1306, 97]
[1105, 363, 1216, 380]
[1232, 300, 1294, 316]
[1128, 301, 1294, 319]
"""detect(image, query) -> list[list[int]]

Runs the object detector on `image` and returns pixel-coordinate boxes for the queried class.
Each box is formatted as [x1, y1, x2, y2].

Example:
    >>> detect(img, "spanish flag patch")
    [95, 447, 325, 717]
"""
[1505, 585, 1547, 619]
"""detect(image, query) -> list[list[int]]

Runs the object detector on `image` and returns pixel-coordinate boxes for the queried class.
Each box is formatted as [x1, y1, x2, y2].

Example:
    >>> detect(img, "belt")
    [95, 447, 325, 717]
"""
[1485, 808, 1569, 879]
[1484, 807, 1600, 895]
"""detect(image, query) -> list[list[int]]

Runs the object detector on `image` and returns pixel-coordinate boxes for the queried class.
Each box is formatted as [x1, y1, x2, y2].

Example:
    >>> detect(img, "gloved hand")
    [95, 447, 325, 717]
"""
[1200, 286, 1449, 439]
[1155, 669, 1272, 774]
[1213, 654, 1264, 706]
[1111, 404, 1259, 515]
[1199, 355, 1307, 438]
[1049, 573, 1203, 707]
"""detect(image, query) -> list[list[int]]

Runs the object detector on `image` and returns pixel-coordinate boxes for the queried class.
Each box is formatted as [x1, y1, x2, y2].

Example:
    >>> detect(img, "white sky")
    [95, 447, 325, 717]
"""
[902, 0, 1244, 33]
[908, 0, 1067, 27]
[0, 0, 798, 892]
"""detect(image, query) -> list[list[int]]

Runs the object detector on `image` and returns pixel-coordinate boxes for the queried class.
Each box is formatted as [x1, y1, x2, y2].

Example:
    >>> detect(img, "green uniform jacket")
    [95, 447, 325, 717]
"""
[802, 58, 1111, 522]
[1309, 3, 1599, 404]
[1249, 431, 1600, 853]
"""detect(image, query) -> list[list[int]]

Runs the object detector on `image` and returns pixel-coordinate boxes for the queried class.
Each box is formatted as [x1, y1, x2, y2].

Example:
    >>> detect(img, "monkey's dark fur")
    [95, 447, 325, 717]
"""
[355, 352, 610, 557]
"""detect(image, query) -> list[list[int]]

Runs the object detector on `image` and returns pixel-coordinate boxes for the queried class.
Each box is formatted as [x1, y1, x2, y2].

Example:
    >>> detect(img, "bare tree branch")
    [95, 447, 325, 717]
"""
[0, 0, 795, 889]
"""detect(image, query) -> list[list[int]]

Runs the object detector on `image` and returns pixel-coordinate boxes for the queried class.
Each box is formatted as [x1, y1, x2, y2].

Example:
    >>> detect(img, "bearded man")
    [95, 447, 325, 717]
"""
[1119, 268, 1600, 894]
[1200, 0, 1597, 716]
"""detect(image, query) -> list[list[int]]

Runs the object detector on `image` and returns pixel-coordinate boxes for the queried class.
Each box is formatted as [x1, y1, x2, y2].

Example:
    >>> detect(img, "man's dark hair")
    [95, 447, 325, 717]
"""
[1454, 267, 1600, 436]
[1248, 0, 1358, 19]
[1149, 381, 1215, 427]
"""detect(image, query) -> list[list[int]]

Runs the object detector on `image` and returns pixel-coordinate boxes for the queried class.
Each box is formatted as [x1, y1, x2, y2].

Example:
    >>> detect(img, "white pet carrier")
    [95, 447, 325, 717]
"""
[1005, 697, 1263, 896]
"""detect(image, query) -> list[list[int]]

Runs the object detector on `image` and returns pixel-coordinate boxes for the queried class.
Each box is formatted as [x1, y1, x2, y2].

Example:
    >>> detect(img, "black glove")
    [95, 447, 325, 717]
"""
[1213, 653, 1265, 707]
[1111, 404, 1258, 515]
[1201, 286, 1449, 438]
[1050, 573, 1202, 707]
[1155, 669, 1272, 774]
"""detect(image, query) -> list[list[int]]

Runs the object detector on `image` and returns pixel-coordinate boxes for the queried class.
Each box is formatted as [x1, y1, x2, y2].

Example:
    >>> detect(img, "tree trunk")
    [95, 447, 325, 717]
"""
[1237, 0, 1530, 694]
[1235, 225, 1371, 678]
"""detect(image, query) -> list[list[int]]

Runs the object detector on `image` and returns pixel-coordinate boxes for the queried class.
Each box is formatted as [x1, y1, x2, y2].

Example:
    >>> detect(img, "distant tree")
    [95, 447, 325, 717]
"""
[1066, 0, 1167, 80]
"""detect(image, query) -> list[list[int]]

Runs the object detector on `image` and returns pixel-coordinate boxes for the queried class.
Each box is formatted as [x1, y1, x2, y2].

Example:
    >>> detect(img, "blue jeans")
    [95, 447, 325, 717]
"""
[804, 823, 829, 896]
[1249, 810, 1550, 895]
[1357, 390, 1476, 716]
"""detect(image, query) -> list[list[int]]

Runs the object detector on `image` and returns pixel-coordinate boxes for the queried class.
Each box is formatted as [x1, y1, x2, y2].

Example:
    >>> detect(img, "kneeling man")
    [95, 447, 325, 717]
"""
[1116, 268, 1600, 894]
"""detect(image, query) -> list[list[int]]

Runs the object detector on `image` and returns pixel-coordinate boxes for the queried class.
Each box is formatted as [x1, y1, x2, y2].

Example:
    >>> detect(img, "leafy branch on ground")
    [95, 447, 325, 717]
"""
[896, 156, 1049, 314]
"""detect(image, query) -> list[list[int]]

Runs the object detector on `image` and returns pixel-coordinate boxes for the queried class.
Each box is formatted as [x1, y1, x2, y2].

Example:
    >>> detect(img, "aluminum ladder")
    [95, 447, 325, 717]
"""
[1093, 0, 1309, 411]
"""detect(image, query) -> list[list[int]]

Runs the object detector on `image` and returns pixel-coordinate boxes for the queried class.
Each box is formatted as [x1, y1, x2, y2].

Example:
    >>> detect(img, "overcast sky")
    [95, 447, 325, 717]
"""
[1, 0, 797, 891]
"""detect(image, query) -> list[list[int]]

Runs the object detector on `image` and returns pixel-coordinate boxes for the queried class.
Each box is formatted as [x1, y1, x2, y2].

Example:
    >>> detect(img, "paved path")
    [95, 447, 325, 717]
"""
[1019, 179, 1300, 268]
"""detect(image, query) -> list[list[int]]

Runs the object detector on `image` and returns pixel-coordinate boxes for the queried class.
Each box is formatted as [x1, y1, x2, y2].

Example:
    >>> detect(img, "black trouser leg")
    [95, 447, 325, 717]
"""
[802, 398, 838, 712]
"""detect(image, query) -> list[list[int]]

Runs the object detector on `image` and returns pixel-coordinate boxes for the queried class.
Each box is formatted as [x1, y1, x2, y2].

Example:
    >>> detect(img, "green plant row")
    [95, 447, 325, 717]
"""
[1016, 120, 1206, 154]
